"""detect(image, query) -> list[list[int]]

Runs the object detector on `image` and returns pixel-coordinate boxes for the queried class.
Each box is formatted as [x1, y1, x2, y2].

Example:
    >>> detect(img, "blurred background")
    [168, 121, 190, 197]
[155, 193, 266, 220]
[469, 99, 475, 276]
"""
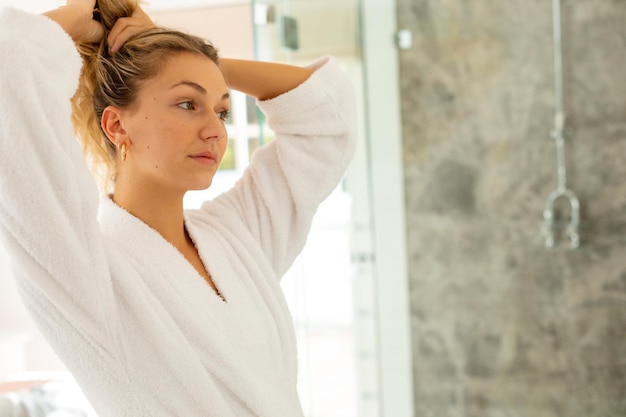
[1, 1, 625, 416]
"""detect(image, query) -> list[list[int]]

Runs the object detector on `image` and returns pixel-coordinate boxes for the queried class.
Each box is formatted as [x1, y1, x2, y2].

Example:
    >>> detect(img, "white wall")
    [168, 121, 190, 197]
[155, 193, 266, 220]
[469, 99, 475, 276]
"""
[152, 4, 254, 59]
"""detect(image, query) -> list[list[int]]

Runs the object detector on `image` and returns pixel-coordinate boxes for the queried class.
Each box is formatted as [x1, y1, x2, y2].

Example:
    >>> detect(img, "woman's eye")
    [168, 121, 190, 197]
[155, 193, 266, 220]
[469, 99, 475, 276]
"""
[217, 110, 231, 122]
[178, 101, 196, 111]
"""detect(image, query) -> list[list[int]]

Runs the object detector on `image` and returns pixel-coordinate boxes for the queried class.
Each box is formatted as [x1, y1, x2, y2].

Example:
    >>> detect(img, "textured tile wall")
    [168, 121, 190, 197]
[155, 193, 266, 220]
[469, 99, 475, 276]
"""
[397, 1, 626, 415]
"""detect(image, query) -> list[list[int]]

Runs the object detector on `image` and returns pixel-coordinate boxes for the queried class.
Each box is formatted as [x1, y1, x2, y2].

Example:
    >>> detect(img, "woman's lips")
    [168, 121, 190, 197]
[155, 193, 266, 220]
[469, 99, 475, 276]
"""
[190, 151, 217, 166]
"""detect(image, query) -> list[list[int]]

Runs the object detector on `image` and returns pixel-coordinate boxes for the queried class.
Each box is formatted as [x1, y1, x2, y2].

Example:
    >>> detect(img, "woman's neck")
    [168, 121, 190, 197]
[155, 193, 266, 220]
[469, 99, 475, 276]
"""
[112, 182, 187, 248]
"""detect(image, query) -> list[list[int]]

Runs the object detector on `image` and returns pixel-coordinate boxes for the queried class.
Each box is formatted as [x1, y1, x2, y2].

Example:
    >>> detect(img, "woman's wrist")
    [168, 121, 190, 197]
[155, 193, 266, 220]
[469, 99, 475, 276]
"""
[43, 5, 103, 44]
[44, 7, 76, 38]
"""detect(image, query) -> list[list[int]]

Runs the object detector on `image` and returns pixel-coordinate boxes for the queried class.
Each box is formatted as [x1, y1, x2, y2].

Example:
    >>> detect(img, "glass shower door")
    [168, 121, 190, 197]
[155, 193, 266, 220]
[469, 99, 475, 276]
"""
[250, 1, 382, 416]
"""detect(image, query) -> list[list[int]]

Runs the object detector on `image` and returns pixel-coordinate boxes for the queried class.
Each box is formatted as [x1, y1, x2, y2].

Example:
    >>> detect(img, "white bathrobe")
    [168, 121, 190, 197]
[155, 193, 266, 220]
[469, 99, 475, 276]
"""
[0, 8, 356, 417]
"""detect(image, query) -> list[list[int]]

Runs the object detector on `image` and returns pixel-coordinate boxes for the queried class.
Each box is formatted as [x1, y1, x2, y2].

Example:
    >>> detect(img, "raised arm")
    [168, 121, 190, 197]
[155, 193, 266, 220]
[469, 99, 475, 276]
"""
[202, 55, 357, 277]
[0, 2, 120, 374]
[219, 59, 315, 101]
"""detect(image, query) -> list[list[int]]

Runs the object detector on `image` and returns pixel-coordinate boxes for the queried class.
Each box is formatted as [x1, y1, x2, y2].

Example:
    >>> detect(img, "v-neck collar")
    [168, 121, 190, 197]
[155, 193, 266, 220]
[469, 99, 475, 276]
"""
[98, 196, 227, 305]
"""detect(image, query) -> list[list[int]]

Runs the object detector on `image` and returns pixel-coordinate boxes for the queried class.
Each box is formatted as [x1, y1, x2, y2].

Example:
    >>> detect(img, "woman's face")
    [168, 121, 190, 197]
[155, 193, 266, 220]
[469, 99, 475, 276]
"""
[118, 52, 230, 193]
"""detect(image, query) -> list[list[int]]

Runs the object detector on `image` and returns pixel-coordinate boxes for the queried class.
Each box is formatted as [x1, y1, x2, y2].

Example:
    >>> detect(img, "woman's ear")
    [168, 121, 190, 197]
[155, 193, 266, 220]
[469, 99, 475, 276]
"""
[101, 106, 128, 146]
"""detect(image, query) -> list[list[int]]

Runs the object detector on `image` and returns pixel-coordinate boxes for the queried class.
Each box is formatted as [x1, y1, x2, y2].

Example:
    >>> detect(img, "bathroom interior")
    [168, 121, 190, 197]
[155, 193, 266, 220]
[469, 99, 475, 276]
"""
[0, 0, 625, 416]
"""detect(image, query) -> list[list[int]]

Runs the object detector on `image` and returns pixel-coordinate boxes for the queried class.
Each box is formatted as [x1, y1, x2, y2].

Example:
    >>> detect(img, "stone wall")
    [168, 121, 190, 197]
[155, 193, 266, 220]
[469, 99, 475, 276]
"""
[397, 1, 626, 415]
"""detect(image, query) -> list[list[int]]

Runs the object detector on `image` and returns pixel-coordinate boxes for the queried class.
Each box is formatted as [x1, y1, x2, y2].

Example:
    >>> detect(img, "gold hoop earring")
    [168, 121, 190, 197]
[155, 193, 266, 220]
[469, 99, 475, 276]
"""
[120, 143, 127, 162]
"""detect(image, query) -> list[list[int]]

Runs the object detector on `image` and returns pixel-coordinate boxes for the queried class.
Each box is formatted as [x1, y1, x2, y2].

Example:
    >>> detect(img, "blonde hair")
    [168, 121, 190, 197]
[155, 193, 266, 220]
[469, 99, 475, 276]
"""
[71, 0, 220, 192]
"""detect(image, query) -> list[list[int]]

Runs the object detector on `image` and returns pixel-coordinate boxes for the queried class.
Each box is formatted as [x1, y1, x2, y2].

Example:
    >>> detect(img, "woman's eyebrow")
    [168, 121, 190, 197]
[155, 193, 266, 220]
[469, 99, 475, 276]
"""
[169, 81, 230, 101]
[169, 80, 207, 94]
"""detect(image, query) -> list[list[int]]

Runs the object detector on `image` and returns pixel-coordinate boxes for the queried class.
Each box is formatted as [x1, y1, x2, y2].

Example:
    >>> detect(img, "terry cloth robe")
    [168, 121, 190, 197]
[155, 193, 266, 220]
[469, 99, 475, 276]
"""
[0, 7, 356, 417]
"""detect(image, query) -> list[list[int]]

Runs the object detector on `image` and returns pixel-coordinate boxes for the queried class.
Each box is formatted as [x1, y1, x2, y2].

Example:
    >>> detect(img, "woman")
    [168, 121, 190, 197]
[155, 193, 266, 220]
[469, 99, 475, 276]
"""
[0, 0, 356, 416]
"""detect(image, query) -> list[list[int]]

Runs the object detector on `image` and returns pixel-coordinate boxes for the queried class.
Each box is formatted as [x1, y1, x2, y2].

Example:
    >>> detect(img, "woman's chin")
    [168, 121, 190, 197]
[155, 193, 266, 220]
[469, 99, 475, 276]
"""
[187, 179, 214, 192]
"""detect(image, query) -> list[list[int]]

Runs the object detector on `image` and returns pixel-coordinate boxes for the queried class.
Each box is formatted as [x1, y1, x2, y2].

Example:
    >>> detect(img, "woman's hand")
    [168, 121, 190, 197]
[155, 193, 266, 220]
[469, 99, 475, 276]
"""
[107, 5, 154, 53]
[44, 0, 104, 44]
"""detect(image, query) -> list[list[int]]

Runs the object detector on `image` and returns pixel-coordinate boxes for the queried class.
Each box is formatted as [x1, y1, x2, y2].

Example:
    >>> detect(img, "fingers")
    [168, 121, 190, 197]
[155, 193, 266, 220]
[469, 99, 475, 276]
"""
[107, 17, 141, 53]
[107, 6, 154, 53]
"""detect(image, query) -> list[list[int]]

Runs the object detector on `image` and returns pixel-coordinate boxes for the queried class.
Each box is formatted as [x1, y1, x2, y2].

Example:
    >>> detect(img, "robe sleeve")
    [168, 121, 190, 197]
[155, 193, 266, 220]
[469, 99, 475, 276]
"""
[206, 56, 357, 277]
[0, 8, 118, 368]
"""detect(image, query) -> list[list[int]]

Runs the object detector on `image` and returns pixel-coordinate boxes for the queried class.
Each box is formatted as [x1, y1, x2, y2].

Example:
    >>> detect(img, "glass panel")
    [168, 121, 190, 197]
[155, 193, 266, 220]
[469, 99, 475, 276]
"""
[250, 1, 381, 416]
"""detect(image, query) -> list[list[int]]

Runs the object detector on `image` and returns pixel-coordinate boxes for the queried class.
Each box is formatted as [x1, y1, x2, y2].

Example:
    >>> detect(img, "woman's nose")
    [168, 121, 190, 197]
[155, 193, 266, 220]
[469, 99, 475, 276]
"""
[200, 113, 227, 141]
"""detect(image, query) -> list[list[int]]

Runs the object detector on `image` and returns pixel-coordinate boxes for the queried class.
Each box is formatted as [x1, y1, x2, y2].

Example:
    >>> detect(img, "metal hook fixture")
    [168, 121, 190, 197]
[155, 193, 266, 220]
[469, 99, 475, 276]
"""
[541, 114, 581, 248]
[541, 0, 581, 249]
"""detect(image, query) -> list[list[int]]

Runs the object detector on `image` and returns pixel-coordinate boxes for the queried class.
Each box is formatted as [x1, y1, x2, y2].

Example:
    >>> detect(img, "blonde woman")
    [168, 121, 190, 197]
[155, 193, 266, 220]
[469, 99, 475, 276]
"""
[0, 0, 356, 416]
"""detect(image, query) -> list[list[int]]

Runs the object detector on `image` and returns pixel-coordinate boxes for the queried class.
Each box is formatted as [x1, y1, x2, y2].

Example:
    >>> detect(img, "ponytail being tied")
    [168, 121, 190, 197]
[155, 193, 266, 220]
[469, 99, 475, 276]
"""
[71, 0, 139, 193]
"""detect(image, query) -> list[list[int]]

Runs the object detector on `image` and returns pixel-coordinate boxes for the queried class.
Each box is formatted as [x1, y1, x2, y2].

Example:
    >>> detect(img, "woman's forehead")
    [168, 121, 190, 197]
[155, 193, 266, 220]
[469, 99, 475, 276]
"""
[141, 53, 226, 96]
